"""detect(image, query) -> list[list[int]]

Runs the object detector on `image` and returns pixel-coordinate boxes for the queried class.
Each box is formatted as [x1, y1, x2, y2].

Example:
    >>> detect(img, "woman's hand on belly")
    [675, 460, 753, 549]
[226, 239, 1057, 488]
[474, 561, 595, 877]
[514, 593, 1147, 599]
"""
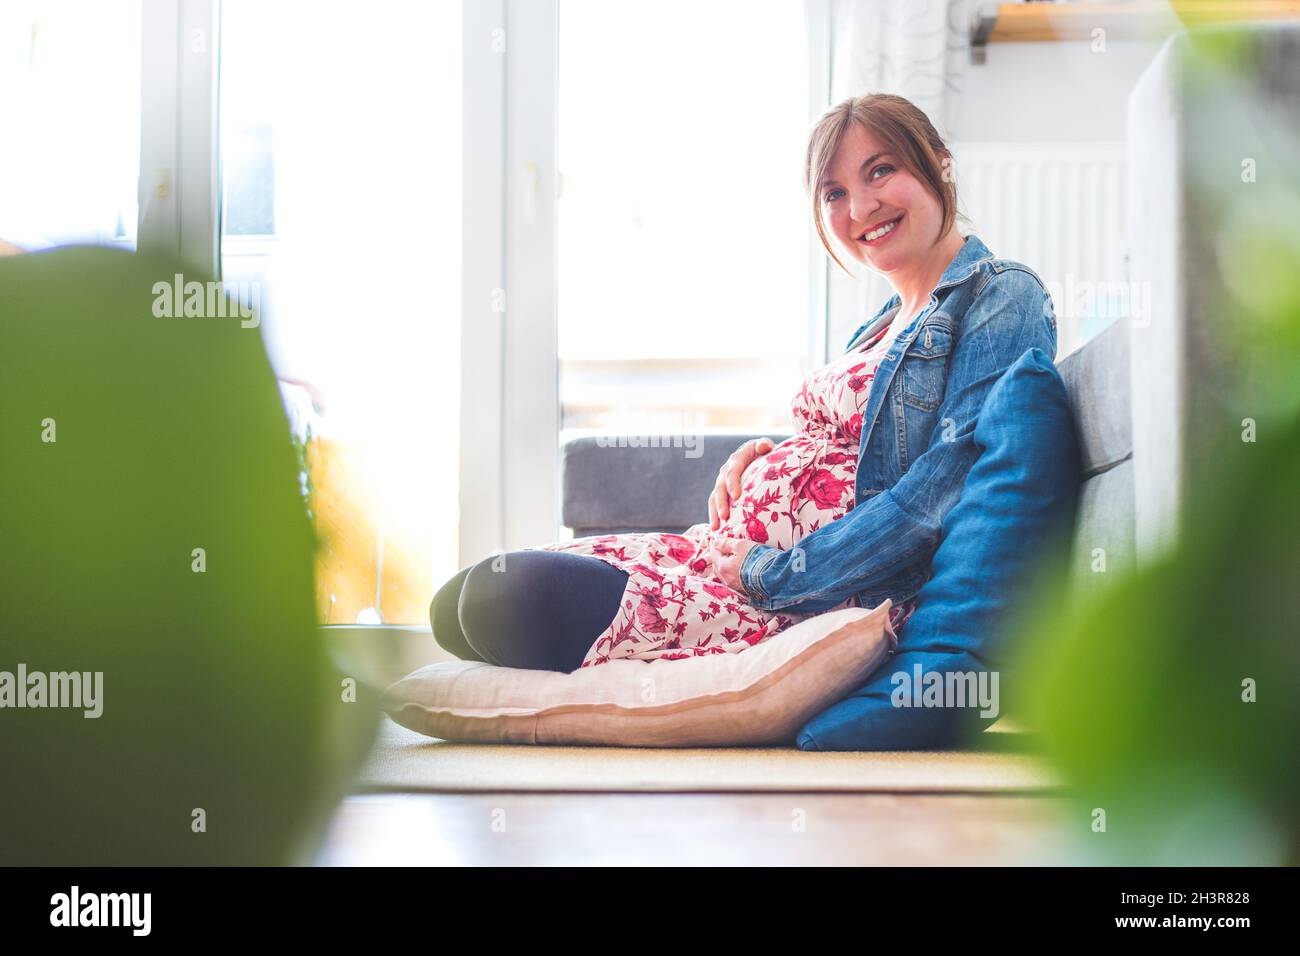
[709, 437, 775, 531]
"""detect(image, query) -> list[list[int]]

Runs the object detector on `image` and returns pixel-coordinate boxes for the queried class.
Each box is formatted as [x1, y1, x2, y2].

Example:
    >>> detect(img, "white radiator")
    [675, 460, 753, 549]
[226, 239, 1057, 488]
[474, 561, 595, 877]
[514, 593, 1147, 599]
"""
[952, 141, 1131, 357]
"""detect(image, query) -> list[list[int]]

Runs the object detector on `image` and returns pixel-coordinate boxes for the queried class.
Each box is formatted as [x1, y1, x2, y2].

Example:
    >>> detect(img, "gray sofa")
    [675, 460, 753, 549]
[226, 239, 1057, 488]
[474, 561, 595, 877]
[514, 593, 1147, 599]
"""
[561, 21, 1293, 607]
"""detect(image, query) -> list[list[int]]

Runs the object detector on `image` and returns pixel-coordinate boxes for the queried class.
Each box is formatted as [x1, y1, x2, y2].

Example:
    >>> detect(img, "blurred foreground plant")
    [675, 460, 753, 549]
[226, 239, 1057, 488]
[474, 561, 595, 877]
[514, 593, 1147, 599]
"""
[0, 247, 377, 864]
[1008, 24, 1300, 866]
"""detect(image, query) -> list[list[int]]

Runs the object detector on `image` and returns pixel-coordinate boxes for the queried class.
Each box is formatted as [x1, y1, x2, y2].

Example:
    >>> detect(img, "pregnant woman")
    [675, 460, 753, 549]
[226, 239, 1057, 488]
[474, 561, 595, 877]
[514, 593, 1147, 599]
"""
[431, 92, 1057, 673]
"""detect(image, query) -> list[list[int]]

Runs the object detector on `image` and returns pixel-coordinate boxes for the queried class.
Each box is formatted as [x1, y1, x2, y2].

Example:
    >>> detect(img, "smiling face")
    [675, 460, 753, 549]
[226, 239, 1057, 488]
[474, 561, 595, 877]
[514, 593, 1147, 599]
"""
[818, 122, 949, 276]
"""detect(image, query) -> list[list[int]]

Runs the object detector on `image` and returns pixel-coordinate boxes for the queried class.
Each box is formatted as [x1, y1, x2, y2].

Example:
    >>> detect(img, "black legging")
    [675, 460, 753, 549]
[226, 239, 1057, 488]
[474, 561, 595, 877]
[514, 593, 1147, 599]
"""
[430, 549, 630, 672]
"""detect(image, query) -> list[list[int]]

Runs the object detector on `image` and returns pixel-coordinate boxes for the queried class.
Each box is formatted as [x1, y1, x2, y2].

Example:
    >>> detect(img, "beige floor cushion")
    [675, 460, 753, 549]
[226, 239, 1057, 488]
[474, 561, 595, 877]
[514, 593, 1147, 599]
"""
[382, 602, 897, 747]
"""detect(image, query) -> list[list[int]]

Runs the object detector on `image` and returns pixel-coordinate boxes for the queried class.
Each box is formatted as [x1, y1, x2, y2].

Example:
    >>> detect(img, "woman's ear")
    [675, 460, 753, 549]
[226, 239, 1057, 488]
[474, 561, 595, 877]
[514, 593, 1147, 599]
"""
[938, 149, 957, 185]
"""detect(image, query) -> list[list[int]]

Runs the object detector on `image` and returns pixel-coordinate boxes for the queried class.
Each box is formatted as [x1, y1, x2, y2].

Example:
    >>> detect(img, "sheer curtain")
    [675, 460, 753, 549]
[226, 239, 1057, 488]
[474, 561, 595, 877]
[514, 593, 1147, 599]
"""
[826, 0, 973, 337]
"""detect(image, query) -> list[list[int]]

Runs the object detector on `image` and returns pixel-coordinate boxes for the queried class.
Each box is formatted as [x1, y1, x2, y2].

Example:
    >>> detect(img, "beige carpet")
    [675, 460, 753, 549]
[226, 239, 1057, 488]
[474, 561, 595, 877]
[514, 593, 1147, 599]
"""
[357, 717, 1064, 794]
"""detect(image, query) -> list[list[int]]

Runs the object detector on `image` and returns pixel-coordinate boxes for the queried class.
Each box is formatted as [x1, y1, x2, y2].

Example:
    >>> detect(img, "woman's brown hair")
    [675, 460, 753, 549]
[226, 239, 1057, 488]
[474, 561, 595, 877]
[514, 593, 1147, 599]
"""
[805, 93, 966, 275]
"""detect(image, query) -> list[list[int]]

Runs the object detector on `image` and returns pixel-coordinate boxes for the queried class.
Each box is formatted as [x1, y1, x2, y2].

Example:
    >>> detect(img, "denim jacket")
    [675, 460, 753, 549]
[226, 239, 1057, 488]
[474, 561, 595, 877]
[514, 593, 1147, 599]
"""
[739, 233, 1058, 613]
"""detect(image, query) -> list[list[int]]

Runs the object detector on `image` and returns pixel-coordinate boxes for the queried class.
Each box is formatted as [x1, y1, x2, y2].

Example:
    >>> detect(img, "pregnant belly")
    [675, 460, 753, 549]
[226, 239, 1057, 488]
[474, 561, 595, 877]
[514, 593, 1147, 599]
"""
[724, 435, 858, 549]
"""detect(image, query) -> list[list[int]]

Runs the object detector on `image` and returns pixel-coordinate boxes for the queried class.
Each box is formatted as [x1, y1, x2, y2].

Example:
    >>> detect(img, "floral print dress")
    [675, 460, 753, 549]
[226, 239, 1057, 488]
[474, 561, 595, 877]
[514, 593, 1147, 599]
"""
[534, 313, 919, 668]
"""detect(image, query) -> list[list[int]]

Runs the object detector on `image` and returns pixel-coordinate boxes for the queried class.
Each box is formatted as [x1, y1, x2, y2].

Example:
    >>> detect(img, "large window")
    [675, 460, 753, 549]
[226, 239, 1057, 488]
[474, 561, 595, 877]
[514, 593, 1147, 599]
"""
[0, 0, 141, 251]
[556, 0, 815, 439]
[219, 0, 463, 625]
[2, 0, 823, 612]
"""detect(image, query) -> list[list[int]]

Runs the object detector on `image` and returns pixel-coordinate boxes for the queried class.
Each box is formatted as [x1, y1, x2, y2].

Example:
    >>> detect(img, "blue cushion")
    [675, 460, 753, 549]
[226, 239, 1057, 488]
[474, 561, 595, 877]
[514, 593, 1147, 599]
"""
[796, 347, 1081, 750]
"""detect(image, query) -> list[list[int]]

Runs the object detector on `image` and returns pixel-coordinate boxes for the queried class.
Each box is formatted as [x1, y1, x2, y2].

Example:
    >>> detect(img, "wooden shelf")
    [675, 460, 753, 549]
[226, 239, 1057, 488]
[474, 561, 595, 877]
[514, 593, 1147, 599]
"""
[972, 1, 1300, 61]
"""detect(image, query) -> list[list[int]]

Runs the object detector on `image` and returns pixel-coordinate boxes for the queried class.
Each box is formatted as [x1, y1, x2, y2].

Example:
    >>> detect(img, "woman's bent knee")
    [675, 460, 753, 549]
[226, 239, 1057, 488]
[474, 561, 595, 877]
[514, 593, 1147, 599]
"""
[430, 565, 481, 661]
[456, 557, 517, 666]
[457, 550, 628, 672]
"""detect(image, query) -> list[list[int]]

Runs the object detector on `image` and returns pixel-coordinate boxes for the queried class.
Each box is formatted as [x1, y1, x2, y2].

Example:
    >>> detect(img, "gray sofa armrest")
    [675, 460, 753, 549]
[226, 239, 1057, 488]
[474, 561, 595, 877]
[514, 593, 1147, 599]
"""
[561, 432, 794, 537]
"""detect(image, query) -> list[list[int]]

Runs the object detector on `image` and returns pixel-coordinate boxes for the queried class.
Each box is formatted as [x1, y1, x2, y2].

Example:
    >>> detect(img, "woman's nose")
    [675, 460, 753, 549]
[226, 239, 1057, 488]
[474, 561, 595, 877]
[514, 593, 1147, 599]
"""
[849, 191, 879, 229]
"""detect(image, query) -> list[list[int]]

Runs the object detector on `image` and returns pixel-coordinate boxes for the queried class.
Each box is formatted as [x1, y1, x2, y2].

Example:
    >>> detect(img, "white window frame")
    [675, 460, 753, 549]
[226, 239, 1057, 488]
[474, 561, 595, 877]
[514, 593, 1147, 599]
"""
[500, 0, 561, 553]
[138, 0, 220, 277]
[458, 0, 510, 565]
[806, 0, 833, 367]
[459, 0, 561, 562]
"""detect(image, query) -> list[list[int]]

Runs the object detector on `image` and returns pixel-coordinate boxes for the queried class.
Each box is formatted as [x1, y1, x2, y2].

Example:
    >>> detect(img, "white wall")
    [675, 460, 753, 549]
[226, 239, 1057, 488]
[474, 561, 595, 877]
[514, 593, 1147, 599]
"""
[952, 41, 1165, 142]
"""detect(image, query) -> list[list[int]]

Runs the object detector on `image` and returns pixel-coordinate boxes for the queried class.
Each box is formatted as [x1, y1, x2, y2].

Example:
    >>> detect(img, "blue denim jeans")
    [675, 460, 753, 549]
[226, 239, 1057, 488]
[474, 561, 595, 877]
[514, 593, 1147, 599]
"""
[430, 550, 628, 672]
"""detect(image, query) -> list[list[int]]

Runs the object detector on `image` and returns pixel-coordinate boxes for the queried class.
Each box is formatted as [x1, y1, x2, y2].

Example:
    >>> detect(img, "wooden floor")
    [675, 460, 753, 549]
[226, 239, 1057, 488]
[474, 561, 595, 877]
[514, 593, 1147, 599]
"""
[317, 791, 1082, 865]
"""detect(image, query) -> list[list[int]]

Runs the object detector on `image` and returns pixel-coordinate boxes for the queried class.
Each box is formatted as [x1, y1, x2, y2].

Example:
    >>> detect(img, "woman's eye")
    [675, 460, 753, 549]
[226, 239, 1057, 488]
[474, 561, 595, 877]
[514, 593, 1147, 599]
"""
[824, 188, 845, 203]
[870, 164, 894, 180]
